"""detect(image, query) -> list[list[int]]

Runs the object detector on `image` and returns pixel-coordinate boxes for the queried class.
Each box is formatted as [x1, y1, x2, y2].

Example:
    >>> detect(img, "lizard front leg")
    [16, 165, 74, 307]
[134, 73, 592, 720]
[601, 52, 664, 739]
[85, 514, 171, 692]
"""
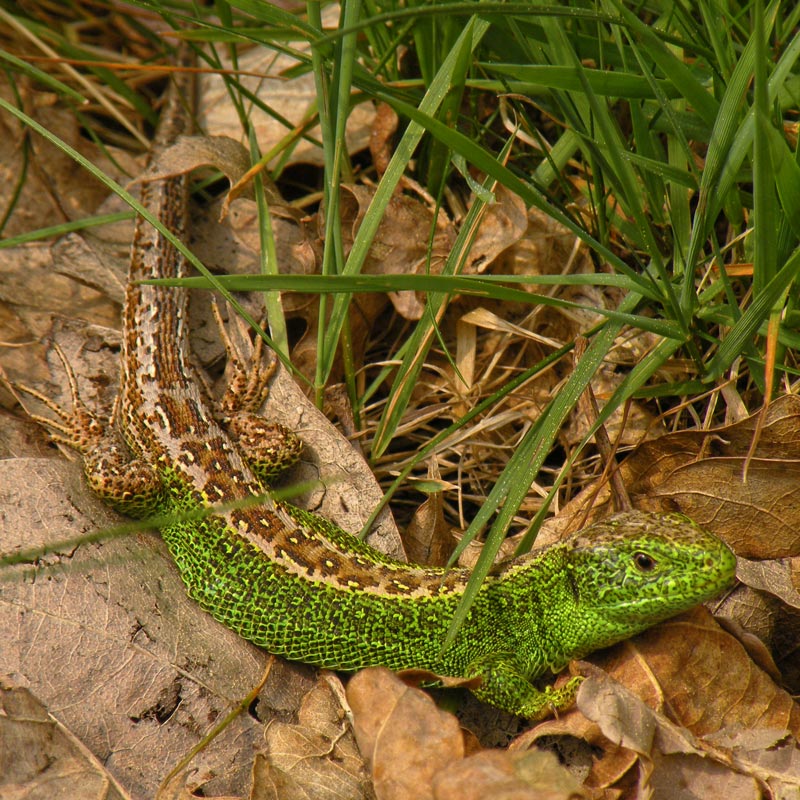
[467, 651, 583, 719]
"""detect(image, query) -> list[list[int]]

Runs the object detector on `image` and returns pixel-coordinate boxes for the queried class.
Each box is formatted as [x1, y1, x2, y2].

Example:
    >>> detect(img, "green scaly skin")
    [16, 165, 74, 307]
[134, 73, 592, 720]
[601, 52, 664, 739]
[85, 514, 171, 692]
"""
[177, 505, 735, 718]
[23, 65, 737, 719]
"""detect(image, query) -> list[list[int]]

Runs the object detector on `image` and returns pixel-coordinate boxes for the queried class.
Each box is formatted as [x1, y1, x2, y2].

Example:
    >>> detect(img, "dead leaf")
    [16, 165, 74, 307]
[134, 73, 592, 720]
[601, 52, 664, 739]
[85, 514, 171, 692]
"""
[369, 103, 400, 179]
[515, 710, 639, 795]
[647, 751, 761, 800]
[347, 668, 464, 800]
[277, 183, 457, 381]
[0, 679, 132, 800]
[619, 395, 800, 559]
[513, 607, 800, 797]
[464, 184, 529, 275]
[716, 580, 800, 703]
[703, 727, 800, 798]
[348, 671, 586, 799]
[145, 134, 249, 182]
[578, 672, 762, 798]
[402, 459, 456, 567]
[199, 7, 374, 168]
[735, 557, 800, 610]
[0, 82, 137, 237]
[582, 671, 800, 799]
[431, 749, 585, 800]
[587, 608, 800, 737]
[258, 679, 372, 800]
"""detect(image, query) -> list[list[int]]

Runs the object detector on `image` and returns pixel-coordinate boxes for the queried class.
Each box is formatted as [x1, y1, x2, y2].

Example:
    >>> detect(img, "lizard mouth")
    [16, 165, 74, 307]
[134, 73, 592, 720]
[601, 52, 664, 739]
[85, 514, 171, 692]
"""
[600, 568, 736, 622]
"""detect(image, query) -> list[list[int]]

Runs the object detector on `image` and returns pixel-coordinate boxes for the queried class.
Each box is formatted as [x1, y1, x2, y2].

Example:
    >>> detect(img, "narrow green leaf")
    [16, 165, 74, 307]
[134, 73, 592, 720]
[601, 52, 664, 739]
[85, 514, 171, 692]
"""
[705, 244, 800, 380]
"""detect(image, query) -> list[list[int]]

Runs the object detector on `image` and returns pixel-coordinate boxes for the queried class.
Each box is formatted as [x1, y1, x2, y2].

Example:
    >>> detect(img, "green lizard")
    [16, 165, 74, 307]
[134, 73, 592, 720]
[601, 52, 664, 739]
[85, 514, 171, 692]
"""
[11, 56, 737, 721]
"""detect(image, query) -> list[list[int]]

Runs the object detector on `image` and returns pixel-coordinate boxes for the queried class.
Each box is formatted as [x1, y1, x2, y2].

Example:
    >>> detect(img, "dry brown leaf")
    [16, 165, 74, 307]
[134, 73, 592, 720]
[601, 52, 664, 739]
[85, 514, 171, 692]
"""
[137, 134, 255, 204]
[338, 183, 456, 321]
[402, 459, 456, 567]
[296, 188, 453, 379]
[463, 184, 529, 275]
[715, 581, 800, 702]
[577, 672, 773, 799]
[515, 710, 638, 795]
[0, 457, 303, 798]
[618, 395, 800, 559]
[347, 668, 464, 800]
[647, 751, 760, 800]
[0, 679, 132, 800]
[589, 673, 763, 796]
[588, 608, 800, 737]
[513, 607, 800, 797]
[735, 557, 800, 610]
[432, 749, 585, 800]
[703, 727, 800, 798]
[0, 243, 119, 391]
[369, 103, 400, 178]
[552, 396, 800, 557]
[258, 679, 372, 800]
[0, 83, 137, 237]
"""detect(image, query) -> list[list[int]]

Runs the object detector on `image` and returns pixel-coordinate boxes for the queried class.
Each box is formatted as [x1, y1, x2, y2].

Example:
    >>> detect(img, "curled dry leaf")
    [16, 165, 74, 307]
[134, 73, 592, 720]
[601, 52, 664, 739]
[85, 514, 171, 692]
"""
[576, 671, 762, 799]
[134, 135, 252, 198]
[401, 458, 456, 567]
[258, 679, 372, 800]
[347, 669, 583, 800]
[716, 567, 800, 696]
[620, 394, 800, 559]
[735, 557, 800, 610]
[347, 668, 464, 800]
[514, 709, 639, 794]
[514, 607, 800, 797]
[703, 727, 800, 798]
[588, 607, 800, 737]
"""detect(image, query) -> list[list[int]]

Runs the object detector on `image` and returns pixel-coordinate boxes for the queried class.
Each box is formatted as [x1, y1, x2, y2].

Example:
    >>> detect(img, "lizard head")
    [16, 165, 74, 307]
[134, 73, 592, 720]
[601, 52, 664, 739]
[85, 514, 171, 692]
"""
[563, 510, 736, 639]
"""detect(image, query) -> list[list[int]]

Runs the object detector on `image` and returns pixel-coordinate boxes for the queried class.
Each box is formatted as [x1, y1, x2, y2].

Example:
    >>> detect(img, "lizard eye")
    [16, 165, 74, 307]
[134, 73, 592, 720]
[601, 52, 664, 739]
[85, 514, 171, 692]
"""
[633, 552, 657, 572]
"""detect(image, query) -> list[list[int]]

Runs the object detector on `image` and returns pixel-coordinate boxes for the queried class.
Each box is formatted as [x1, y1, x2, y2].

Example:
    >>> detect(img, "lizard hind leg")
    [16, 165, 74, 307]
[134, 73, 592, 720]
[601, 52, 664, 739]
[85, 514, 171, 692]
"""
[4, 341, 164, 518]
[211, 299, 303, 482]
